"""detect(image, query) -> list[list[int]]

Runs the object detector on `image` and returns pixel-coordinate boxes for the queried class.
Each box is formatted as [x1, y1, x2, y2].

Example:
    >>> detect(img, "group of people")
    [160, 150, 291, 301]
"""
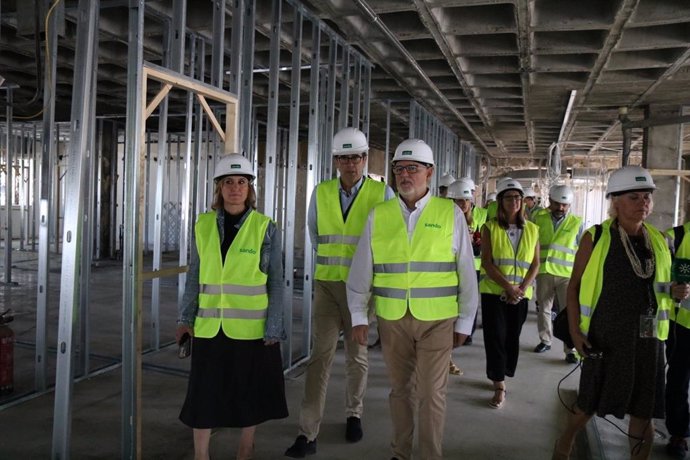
[174, 126, 690, 460]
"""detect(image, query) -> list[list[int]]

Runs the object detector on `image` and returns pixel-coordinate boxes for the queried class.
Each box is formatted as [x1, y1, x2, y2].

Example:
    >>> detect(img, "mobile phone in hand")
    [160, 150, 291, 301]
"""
[178, 333, 191, 359]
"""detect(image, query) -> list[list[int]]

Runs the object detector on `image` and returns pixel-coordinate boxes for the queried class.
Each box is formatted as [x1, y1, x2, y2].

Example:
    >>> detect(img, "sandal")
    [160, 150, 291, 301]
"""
[449, 361, 463, 376]
[489, 388, 506, 409]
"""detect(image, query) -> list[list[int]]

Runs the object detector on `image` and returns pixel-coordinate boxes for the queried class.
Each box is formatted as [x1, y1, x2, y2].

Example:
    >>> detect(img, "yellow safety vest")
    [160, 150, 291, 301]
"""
[315, 178, 387, 281]
[479, 220, 539, 299]
[371, 197, 459, 321]
[579, 219, 672, 339]
[194, 210, 271, 340]
[535, 212, 582, 277]
[486, 201, 498, 220]
[471, 206, 488, 270]
[666, 222, 690, 329]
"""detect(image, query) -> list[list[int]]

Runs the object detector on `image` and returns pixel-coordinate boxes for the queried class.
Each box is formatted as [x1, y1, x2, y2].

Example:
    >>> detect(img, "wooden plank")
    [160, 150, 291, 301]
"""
[197, 94, 225, 142]
[648, 169, 690, 177]
[144, 83, 172, 120]
[141, 265, 189, 281]
[143, 62, 237, 105]
[225, 102, 238, 153]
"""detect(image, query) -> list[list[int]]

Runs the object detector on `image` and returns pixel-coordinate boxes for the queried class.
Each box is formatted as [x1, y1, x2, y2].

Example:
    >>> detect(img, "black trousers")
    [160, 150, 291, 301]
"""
[481, 293, 528, 382]
[665, 320, 690, 438]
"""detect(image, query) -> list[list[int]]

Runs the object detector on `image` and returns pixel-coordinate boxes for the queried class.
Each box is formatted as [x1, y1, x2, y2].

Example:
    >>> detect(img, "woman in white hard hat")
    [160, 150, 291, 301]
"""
[176, 153, 288, 460]
[553, 165, 690, 460]
[479, 178, 540, 409]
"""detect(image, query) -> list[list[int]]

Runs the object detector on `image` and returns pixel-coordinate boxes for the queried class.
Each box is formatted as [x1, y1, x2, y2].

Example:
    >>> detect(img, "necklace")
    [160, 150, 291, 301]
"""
[617, 221, 655, 279]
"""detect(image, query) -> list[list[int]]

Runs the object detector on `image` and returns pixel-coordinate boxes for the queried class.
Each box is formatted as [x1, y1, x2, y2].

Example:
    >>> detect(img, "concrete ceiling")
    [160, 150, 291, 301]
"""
[2, 0, 690, 169]
[304, 0, 690, 166]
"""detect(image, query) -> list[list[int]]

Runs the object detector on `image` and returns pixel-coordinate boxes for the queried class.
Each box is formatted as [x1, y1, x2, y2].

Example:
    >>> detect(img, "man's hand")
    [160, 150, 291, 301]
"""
[352, 325, 369, 346]
[453, 332, 468, 348]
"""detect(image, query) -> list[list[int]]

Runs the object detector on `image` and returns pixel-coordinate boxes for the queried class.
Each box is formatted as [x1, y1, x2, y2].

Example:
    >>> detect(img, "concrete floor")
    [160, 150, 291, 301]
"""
[0, 251, 678, 459]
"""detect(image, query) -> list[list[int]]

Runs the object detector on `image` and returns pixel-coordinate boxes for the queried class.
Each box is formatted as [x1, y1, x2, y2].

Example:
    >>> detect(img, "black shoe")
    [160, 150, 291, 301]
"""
[285, 435, 316, 458]
[345, 416, 363, 442]
[534, 343, 551, 353]
[367, 338, 381, 350]
[667, 437, 688, 458]
[565, 353, 579, 364]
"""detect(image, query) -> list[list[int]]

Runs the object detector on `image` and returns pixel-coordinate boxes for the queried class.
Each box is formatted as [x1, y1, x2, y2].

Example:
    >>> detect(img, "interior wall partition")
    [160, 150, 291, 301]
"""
[408, 100, 462, 194]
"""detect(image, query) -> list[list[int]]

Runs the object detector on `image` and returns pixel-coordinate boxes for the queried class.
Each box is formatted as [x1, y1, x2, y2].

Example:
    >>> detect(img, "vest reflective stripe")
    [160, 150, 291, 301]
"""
[197, 308, 267, 320]
[315, 178, 387, 281]
[667, 222, 690, 328]
[578, 219, 672, 340]
[194, 211, 270, 340]
[493, 258, 532, 270]
[535, 212, 581, 277]
[316, 255, 352, 267]
[374, 261, 456, 273]
[479, 220, 539, 299]
[371, 197, 459, 321]
[373, 285, 458, 300]
[200, 284, 268, 296]
[541, 256, 574, 268]
[318, 234, 360, 245]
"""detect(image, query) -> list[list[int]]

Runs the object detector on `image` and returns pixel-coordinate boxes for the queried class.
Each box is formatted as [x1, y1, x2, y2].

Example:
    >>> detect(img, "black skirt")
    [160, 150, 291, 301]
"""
[179, 332, 289, 428]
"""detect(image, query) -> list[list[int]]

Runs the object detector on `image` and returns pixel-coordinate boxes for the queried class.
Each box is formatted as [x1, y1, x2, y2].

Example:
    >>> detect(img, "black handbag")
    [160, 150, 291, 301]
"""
[552, 308, 574, 349]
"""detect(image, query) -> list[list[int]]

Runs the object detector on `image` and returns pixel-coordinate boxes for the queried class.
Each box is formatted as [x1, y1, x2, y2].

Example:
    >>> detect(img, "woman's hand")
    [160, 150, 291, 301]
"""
[176, 324, 193, 344]
[504, 285, 524, 304]
[671, 282, 690, 302]
[569, 329, 592, 357]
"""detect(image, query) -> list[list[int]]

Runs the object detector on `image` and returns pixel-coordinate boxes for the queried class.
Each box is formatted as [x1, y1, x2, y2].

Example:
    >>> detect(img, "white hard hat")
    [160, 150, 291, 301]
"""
[332, 127, 368, 156]
[392, 139, 435, 166]
[606, 165, 656, 197]
[487, 192, 497, 201]
[549, 184, 574, 205]
[496, 177, 524, 196]
[460, 176, 476, 191]
[523, 186, 536, 198]
[439, 173, 456, 188]
[446, 179, 474, 200]
[213, 153, 255, 181]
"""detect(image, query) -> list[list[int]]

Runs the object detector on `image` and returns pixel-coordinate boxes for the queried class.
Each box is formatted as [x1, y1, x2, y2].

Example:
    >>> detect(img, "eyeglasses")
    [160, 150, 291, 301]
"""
[502, 194, 522, 201]
[336, 154, 364, 164]
[392, 164, 426, 175]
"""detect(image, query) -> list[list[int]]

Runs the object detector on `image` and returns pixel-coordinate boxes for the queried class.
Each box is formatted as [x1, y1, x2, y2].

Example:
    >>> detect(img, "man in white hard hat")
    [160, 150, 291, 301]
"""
[286, 127, 395, 458]
[532, 184, 583, 364]
[523, 186, 543, 220]
[438, 173, 456, 198]
[347, 138, 478, 460]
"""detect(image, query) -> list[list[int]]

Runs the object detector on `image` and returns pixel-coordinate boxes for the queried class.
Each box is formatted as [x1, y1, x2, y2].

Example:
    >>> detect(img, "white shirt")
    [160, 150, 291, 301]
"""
[346, 191, 479, 334]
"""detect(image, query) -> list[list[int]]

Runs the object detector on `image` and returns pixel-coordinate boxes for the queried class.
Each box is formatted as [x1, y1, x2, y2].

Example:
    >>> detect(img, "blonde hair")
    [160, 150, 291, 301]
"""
[607, 193, 654, 219]
[211, 178, 257, 211]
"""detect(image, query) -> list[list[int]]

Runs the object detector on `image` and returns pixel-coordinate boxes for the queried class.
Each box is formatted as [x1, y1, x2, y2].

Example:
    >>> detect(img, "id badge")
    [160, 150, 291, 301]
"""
[639, 314, 657, 338]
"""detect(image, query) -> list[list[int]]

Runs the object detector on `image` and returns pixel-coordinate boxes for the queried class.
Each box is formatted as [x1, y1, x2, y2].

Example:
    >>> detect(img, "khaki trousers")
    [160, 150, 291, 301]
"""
[298, 280, 368, 440]
[536, 273, 571, 352]
[379, 311, 454, 460]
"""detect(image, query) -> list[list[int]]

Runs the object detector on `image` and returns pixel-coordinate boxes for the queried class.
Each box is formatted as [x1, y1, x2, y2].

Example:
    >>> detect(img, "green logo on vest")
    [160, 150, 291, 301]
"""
[424, 223, 441, 229]
[239, 248, 257, 254]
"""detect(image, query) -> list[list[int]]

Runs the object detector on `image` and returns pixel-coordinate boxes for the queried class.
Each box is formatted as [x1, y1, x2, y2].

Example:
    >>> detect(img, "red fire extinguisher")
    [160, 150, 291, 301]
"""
[0, 309, 14, 395]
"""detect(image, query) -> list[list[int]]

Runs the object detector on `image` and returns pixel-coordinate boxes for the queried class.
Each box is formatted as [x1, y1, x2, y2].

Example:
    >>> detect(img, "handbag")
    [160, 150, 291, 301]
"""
[552, 308, 574, 349]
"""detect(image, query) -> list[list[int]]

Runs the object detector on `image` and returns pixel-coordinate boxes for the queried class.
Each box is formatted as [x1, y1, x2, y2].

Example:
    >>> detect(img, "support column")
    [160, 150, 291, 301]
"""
[643, 105, 683, 229]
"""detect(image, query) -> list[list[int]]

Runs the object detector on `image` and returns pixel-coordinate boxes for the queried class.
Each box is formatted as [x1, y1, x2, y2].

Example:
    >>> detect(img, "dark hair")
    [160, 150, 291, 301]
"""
[211, 177, 257, 211]
[496, 190, 525, 229]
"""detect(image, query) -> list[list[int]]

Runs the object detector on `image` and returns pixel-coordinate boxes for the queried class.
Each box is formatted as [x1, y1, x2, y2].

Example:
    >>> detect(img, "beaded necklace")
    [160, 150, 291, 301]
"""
[617, 220, 655, 279]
